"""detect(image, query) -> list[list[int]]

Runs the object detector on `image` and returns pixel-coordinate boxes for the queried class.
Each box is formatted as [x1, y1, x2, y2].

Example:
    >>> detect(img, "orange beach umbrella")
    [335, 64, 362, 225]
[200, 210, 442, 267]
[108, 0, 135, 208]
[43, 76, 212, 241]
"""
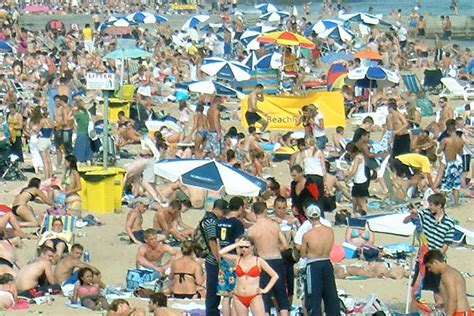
[257, 31, 316, 49]
[353, 50, 383, 60]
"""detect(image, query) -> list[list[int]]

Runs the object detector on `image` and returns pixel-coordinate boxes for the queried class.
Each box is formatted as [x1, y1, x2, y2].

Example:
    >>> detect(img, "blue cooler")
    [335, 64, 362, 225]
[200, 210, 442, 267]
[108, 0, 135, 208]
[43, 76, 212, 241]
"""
[342, 242, 358, 259]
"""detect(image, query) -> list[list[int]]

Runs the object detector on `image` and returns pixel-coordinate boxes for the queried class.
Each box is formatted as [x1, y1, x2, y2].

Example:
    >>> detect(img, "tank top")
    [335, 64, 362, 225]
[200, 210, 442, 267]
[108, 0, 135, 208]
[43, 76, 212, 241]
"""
[304, 155, 324, 177]
[354, 154, 367, 184]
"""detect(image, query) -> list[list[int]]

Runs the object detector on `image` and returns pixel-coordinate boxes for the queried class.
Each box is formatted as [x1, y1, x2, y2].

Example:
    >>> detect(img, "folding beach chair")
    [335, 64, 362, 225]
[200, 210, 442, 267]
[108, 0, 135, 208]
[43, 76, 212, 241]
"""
[422, 69, 443, 91]
[402, 73, 422, 94]
[40, 214, 77, 244]
[440, 77, 474, 101]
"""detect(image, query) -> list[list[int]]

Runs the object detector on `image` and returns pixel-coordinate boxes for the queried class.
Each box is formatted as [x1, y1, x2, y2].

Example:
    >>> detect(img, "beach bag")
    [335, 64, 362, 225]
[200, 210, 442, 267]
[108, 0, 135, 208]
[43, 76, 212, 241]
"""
[193, 220, 210, 259]
[361, 245, 380, 261]
[126, 268, 159, 290]
[87, 111, 97, 140]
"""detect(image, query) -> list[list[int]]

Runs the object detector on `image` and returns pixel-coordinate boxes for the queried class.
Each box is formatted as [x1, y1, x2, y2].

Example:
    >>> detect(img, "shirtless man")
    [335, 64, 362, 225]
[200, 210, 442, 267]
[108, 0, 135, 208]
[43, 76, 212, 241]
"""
[432, 97, 454, 138]
[53, 95, 73, 167]
[248, 202, 290, 316]
[205, 96, 224, 158]
[245, 84, 268, 132]
[300, 205, 340, 315]
[387, 101, 410, 157]
[185, 104, 209, 157]
[438, 124, 464, 206]
[240, 126, 261, 164]
[153, 200, 193, 241]
[148, 292, 183, 316]
[54, 243, 102, 295]
[56, 77, 70, 101]
[15, 245, 60, 296]
[424, 250, 472, 316]
[125, 197, 150, 244]
[136, 229, 177, 274]
[0, 231, 21, 277]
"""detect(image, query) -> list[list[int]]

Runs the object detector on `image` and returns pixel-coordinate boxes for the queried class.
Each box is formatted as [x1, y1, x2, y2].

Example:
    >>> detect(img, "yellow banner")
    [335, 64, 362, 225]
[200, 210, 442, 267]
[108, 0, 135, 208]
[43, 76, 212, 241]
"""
[240, 91, 345, 130]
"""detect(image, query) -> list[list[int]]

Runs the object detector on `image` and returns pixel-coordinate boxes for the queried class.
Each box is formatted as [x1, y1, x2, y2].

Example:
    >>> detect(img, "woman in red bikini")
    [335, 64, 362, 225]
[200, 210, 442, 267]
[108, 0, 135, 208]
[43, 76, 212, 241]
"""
[219, 236, 279, 316]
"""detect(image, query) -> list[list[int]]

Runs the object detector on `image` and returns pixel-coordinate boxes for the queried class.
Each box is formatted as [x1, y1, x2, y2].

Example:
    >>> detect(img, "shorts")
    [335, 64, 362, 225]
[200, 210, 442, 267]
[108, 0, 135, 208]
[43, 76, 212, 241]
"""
[351, 181, 369, 197]
[54, 129, 73, 154]
[245, 111, 262, 126]
[132, 230, 145, 243]
[441, 160, 463, 191]
[392, 133, 411, 157]
[260, 259, 290, 313]
[391, 158, 415, 178]
[142, 160, 155, 183]
[217, 258, 236, 296]
[418, 28, 426, 37]
[412, 261, 441, 292]
[204, 132, 222, 157]
[443, 30, 452, 39]
[462, 154, 471, 172]
[315, 135, 328, 150]
[37, 137, 52, 151]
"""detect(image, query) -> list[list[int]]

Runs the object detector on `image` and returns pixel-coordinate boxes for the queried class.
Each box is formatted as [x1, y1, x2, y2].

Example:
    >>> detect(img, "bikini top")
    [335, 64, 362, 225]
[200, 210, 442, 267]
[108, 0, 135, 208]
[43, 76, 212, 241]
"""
[174, 272, 195, 284]
[77, 284, 100, 296]
[235, 257, 261, 278]
[351, 228, 370, 241]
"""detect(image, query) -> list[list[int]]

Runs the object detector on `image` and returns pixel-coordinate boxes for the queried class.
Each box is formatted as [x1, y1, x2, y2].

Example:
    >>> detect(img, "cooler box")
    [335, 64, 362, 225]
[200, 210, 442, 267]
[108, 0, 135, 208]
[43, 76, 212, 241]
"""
[342, 242, 358, 259]
[108, 167, 126, 210]
[82, 170, 115, 214]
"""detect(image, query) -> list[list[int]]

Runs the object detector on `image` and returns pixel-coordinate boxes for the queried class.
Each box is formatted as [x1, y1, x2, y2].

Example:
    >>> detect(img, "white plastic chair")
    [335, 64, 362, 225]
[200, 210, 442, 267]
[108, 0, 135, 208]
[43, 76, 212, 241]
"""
[440, 77, 474, 101]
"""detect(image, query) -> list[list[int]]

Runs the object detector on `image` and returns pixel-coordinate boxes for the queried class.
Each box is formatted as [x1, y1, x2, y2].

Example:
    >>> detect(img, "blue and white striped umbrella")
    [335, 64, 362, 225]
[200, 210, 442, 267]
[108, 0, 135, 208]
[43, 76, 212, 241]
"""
[255, 3, 279, 13]
[181, 14, 210, 31]
[0, 40, 15, 53]
[339, 12, 392, 27]
[346, 66, 400, 89]
[155, 158, 267, 196]
[200, 23, 225, 33]
[98, 16, 137, 31]
[126, 11, 167, 24]
[240, 25, 277, 46]
[259, 11, 290, 22]
[304, 19, 343, 36]
[242, 51, 259, 70]
[187, 80, 241, 97]
[256, 52, 282, 69]
[318, 25, 354, 42]
[201, 57, 251, 81]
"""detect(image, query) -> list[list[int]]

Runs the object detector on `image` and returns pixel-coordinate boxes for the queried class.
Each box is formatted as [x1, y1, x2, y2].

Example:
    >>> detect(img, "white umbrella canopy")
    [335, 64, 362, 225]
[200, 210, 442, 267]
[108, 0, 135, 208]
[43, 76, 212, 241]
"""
[201, 57, 251, 81]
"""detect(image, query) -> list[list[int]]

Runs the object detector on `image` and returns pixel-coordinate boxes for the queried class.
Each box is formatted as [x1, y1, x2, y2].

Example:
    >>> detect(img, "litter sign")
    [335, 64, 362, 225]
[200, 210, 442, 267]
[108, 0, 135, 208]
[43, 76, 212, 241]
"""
[86, 73, 118, 90]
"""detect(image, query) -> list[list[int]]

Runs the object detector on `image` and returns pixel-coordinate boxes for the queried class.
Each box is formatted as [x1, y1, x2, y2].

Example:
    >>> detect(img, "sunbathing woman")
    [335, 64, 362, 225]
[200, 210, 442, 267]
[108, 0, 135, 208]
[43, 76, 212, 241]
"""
[11, 177, 54, 227]
[219, 236, 278, 316]
[72, 267, 108, 311]
[62, 155, 82, 218]
[345, 224, 375, 248]
[168, 241, 204, 299]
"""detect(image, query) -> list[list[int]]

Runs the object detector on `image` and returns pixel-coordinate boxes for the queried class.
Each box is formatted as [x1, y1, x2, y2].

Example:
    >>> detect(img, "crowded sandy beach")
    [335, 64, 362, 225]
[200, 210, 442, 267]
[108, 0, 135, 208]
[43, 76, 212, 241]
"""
[0, 0, 472, 315]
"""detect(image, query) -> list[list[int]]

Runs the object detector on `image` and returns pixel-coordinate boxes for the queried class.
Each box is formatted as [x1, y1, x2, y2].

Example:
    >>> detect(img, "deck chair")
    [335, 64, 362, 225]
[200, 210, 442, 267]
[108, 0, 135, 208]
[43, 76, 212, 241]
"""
[402, 73, 422, 94]
[39, 214, 77, 245]
[440, 77, 474, 101]
[422, 69, 443, 91]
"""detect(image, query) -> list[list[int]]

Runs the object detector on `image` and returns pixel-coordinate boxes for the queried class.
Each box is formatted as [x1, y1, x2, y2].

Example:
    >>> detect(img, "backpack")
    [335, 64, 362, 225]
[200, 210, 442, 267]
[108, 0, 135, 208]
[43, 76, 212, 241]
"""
[193, 219, 210, 259]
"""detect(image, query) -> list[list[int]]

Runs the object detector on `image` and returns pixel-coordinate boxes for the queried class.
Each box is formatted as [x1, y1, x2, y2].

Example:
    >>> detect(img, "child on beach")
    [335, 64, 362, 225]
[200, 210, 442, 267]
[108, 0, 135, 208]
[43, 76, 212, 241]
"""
[72, 267, 108, 311]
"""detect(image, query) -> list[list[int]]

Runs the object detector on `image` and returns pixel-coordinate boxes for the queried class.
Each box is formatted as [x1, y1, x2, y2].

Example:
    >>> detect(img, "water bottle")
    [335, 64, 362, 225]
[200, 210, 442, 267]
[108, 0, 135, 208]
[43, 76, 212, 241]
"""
[84, 250, 90, 263]
[45, 289, 52, 305]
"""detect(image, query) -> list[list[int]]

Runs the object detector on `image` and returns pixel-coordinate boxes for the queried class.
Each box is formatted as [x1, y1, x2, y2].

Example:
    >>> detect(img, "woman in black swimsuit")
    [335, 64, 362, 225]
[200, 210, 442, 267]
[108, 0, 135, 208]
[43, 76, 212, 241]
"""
[169, 241, 204, 299]
[11, 178, 54, 227]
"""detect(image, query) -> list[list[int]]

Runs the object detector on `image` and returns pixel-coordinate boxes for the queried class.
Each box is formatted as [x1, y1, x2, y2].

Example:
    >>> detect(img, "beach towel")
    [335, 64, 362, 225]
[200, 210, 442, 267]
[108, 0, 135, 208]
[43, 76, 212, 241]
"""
[9, 299, 29, 310]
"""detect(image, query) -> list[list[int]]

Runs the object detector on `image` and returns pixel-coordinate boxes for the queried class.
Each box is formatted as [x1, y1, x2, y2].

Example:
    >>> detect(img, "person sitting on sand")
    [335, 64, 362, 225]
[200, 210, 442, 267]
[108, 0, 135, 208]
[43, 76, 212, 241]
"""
[125, 197, 151, 244]
[345, 223, 375, 248]
[136, 229, 177, 274]
[0, 273, 17, 309]
[38, 218, 72, 261]
[334, 261, 410, 280]
[108, 299, 146, 316]
[168, 240, 204, 299]
[153, 200, 193, 242]
[15, 245, 60, 297]
[55, 243, 103, 297]
[72, 267, 108, 311]
[117, 120, 141, 147]
[11, 177, 54, 227]
[149, 292, 184, 316]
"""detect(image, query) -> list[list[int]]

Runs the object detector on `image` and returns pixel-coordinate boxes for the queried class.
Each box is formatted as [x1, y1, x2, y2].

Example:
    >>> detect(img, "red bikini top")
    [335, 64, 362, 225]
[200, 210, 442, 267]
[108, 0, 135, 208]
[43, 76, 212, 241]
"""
[235, 257, 261, 278]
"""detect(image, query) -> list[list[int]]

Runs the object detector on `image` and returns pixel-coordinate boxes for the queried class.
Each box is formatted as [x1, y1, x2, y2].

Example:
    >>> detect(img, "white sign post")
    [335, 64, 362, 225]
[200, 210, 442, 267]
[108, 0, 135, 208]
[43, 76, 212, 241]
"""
[86, 73, 118, 169]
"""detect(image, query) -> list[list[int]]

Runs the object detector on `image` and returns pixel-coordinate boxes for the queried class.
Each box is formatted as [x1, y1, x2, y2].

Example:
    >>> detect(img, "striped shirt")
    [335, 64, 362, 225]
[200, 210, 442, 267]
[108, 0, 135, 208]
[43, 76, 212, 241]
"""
[202, 212, 218, 265]
[418, 208, 455, 250]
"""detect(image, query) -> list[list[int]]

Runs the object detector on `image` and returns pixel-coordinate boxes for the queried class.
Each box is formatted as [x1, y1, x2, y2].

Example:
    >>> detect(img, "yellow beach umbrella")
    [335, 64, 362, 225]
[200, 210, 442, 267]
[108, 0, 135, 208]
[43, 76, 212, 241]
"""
[257, 31, 316, 49]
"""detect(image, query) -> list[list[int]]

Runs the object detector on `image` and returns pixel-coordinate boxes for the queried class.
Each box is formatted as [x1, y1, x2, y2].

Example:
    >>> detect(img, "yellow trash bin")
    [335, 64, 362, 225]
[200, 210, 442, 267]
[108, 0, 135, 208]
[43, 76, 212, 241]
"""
[83, 170, 115, 214]
[78, 166, 102, 211]
[108, 167, 126, 210]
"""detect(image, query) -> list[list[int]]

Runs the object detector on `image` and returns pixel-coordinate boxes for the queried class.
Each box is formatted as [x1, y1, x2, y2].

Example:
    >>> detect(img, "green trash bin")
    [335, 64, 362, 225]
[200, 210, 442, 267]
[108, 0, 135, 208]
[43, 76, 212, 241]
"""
[108, 167, 126, 210]
[82, 170, 115, 214]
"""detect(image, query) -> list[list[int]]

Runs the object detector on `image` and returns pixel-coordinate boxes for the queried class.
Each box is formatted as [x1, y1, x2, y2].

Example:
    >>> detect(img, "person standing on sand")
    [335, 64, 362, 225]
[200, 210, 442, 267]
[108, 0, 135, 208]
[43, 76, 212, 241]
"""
[423, 250, 473, 316]
[388, 100, 410, 157]
[245, 84, 268, 133]
[403, 193, 455, 307]
[205, 96, 224, 158]
[300, 205, 340, 315]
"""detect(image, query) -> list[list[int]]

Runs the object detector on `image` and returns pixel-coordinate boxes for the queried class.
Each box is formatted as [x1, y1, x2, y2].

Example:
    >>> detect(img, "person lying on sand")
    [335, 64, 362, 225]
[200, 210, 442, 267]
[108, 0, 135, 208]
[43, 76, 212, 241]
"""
[0, 231, 22, 278]
[334, 261, 410, 280]
[149, 292, 184, 316]
[107, 298, 146, 316]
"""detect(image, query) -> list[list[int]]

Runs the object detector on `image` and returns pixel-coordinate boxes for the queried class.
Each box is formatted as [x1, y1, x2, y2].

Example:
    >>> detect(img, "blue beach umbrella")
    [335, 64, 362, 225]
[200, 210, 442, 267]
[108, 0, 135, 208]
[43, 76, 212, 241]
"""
[98, 16, 137, 31]
[201, 57, 251, 81]
[0, 40, 14, 53]
[126, 11, 167, 24]
[155, 158, 267, 196]
[200, 23, 225, 33]
[242, 51, 259, 70]
[240, 25, 277, 50]
[181, 14, 210, 31]
[304, 19, 343, 36]
[255, 3, 279, 14]
[187, 80, 242, 97]
[339, 12, 392, 27]
[259, 11, 290, 23]
[318, 25, 354, 42]
[255, 52, 282, 69]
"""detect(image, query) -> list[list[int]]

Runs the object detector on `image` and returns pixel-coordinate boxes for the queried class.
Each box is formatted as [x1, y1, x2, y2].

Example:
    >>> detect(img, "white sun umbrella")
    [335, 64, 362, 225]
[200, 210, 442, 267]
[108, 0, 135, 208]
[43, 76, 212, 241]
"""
[318, 25, 354, 42]
[255, 52, 282, 69]
[154, 158, 267, 196]
[241, 25, 277, 50]
[201, 57, 251, 81]
[311, 19, 343, 34]
[181, 14, 210, 31]
[292, 5, 298, 16]
[187, 80, 242, 98]
[259, 11, 290, 23]
[126, 11, 167, 24]
[255, 3, 279, 13]
[242, 51, 259, 70]
[339, 12, 392, 27]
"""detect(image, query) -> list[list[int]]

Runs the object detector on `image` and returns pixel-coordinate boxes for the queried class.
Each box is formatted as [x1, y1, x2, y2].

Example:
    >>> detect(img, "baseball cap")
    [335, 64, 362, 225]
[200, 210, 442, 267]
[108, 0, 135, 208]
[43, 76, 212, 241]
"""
[133, 196, 150, 207]
[305, 204, 321, 219]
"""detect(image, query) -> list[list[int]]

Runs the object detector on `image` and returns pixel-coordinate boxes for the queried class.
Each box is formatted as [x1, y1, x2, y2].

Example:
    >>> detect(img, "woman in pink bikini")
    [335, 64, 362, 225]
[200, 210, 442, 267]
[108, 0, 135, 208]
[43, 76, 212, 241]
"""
[219, 236, 278, 316]
[72, 267, 108, 311]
